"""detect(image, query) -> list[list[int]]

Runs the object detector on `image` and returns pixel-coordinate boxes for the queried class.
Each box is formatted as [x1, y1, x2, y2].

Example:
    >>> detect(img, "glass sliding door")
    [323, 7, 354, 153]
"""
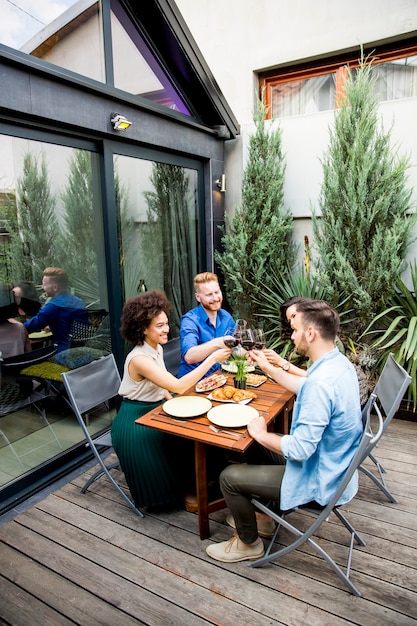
[114, 153, 202, 337]
[0, 133, 111, 492]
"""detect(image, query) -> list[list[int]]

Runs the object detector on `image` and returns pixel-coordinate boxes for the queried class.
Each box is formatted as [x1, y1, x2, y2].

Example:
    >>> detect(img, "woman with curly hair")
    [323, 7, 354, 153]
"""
[111, 289, 231, 511]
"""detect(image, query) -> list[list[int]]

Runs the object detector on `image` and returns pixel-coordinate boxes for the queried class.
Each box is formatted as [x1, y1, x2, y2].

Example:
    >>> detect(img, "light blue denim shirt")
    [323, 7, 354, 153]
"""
[280, 348, 362, 511]
[178, 304, 234, 377]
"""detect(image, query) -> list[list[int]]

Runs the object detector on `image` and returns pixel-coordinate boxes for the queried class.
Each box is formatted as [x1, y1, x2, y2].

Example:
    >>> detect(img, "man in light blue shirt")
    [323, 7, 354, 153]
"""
[178, 272, 235, 378]
[206, 299, 362, 563]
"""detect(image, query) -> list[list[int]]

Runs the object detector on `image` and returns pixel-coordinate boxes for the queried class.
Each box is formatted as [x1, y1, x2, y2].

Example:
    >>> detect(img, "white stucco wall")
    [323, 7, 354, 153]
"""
[175, 0, 417, 124]
[176, 0, 417, 278]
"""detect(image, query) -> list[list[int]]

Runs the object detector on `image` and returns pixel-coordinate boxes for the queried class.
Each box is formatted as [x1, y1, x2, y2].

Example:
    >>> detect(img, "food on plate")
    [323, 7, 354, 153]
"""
[195, 373, 227, 392]
[246, 373, 267, 386]
[211, 385, 257, 403]
[222, 386, 235, 399]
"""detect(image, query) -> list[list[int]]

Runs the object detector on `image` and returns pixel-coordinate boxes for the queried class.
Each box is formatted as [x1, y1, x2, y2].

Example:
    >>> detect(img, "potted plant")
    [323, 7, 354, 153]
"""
[230, 347, 248, 389]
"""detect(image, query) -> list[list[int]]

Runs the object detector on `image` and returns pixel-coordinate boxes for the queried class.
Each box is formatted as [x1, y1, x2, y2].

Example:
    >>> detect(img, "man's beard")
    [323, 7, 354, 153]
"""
[294, 336, 308, 358]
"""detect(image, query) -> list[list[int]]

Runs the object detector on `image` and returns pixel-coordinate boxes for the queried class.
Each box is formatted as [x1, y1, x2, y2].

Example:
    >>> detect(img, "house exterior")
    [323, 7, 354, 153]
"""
[2, 0, 417, 512]
[0, 0, 238, 512]
[176, 0, 417, 278]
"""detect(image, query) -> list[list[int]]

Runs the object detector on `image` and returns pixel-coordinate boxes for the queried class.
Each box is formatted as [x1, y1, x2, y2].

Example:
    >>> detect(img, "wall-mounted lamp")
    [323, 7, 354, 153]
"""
[216, 174, 226, 192]
[110, 112, 132, 131]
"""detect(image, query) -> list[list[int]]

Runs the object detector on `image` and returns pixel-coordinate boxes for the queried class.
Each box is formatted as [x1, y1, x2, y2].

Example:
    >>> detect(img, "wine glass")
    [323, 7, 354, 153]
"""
[233, 319, 247, 343]
[241, 328, 255, 351]
[253, 328, 266, 350]
[223, 325, 240, 348]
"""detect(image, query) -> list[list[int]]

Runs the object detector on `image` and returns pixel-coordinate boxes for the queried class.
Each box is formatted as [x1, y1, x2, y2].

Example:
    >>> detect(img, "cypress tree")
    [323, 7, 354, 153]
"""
[16, 152, 59, 282]
[312, 58, 415, 337]
[215, 98, 296, 323]
[61, 149, 98, 287]
[141, 163, 196, 335]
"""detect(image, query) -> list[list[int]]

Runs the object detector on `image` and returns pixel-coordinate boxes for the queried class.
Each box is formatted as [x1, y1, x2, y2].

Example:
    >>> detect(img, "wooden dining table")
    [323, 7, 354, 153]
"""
[136, 375, 295, 539]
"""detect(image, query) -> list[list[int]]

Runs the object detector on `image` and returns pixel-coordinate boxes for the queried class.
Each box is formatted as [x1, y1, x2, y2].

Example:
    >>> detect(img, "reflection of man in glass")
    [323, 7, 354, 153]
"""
[24, 267, 88, 352]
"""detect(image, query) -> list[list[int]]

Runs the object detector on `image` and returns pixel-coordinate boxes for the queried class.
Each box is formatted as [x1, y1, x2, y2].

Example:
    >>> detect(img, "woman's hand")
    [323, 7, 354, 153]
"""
[212, 347, 232, 363]
[263, 349, 279, 365]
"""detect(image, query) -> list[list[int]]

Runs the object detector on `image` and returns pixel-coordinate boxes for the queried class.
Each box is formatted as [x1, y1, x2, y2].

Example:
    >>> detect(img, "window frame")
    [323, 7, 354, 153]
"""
[259, 38, 417, 119]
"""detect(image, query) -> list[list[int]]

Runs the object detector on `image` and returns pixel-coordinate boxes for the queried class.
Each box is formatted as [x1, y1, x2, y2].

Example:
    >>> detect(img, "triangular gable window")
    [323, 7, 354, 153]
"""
[2, 0, 190, 116]
[111, 0, 190, 114]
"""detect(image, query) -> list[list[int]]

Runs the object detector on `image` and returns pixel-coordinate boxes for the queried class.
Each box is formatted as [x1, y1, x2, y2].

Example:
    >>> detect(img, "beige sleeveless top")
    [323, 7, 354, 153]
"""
[118, 342, 167, 402]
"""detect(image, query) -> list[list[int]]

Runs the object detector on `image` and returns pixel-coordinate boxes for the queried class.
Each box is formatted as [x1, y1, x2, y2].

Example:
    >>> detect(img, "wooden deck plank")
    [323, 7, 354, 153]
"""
[0, 575, 76, 626]
[0, 418, 416, 625]
[1, 517, 212, 626]
[0, 542, 144, 626]
[30, 485, 417, 624]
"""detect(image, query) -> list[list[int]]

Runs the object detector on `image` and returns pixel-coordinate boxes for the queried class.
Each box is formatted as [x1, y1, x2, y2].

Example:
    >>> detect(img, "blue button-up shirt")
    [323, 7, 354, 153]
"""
[177, 304, 234, 377]
[24, 292, 88, 353]
[280, 348, 362, 511]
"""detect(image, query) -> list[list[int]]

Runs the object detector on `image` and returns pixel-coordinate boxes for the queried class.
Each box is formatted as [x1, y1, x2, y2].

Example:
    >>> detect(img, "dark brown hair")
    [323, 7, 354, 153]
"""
[120, 289, 172, 346]
[296, 299, 340, 340]
[0, 284, 18, 322]
[280, 296, 312, 338]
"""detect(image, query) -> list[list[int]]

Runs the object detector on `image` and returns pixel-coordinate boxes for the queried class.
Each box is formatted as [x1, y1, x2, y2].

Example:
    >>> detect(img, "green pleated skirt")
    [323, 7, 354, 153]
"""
[111, 398, 195, 510]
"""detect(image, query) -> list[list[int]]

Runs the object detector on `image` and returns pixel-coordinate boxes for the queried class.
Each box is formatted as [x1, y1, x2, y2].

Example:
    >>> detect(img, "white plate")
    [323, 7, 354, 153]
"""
[207, 393, 252, 405]
[245, 374, 267, 387]
[195, 374, 227, 393]
[207, 404, 259, 428]
[28, 330, 52, 339]
[162, 396, 212, 418]
[221, 362, 255, 374]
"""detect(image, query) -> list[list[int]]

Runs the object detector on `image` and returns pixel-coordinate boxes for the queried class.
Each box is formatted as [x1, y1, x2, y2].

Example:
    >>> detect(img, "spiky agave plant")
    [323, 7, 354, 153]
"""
[363, 260, 417, 411]
[252, 260, 330, 352]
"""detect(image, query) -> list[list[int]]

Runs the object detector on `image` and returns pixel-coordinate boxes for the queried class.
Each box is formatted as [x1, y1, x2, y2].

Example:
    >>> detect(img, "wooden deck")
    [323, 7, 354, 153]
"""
[1, 417, 416, 625]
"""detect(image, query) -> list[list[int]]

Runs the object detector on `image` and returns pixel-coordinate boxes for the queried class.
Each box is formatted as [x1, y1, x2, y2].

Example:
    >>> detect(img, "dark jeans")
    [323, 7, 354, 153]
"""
[220, 444, 286, 544]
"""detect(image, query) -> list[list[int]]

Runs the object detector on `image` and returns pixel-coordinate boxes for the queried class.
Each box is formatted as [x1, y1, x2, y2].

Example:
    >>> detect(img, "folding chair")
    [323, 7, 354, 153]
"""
[163, 337, 181, 376]
[0, 345, 62, 465]
[250, 393, 381, 596]
[359, 352, 411, 504]
[68, 310, 109, 349]
[20, 316, 111, 405]
[61, 353, 143, 517]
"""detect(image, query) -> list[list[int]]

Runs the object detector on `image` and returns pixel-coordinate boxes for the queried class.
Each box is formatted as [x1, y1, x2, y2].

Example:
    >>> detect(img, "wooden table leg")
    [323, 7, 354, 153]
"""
[274, 400, 294, 435]
[195, 441, 209, 539]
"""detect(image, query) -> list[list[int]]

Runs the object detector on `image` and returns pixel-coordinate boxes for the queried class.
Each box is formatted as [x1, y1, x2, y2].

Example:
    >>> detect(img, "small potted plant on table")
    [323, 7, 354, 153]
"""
[231, 347, 248, 389]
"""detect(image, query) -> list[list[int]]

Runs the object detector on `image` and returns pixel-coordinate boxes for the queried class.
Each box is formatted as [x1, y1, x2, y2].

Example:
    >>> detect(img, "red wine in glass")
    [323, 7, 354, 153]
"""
[241, 329, 255, 351]
[254, 329, 266, 349]
[241, 339, 255, 350]
[224, 326, 240, 348]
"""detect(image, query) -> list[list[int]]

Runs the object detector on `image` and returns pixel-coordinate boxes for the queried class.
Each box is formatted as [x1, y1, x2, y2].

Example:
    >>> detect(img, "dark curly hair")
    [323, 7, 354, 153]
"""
[120, 289, 172, 346]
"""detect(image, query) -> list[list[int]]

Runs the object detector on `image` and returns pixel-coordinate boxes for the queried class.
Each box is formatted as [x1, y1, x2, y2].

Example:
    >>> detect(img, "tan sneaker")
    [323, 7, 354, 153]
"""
[226, 513, 275, 538]
[206, 535, 265, 563]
